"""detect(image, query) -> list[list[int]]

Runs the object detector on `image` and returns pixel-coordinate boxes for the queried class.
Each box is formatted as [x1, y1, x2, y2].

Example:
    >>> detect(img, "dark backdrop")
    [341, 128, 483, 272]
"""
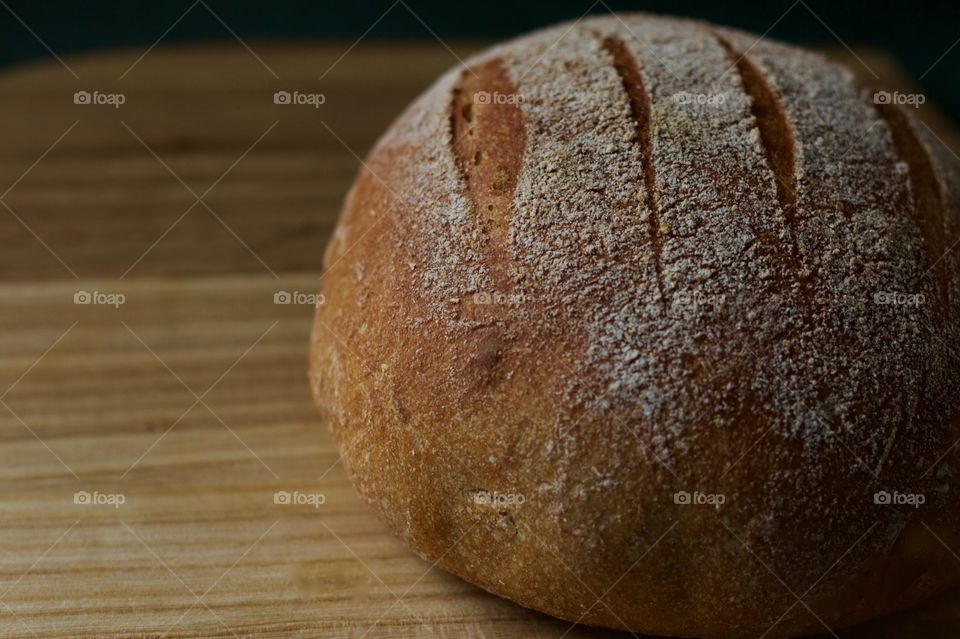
[1, 0, 957, 121]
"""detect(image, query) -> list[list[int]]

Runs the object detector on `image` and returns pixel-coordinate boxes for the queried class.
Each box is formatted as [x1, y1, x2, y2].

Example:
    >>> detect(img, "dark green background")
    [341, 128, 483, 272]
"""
[1, 0, 957, 122]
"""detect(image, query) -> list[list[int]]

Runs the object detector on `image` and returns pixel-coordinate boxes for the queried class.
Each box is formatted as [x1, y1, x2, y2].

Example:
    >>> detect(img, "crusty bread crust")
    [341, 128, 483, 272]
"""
[310, 14, 960, 638]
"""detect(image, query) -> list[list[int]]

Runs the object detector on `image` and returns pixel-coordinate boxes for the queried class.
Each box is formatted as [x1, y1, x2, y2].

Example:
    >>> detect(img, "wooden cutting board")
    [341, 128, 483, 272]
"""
[0, 40, 958, 638]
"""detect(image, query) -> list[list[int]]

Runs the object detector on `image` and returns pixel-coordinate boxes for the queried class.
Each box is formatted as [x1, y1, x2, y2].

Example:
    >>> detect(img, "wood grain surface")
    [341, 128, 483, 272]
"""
[0, 39, 958, 639]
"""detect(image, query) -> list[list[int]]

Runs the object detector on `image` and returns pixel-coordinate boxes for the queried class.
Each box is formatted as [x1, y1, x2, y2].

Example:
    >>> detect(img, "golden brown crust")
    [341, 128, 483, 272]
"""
[310, 14, 960, 638]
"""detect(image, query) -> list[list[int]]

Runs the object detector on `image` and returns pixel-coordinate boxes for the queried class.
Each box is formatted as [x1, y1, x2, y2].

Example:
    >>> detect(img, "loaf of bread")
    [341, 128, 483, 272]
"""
[310, 13, 960, 638]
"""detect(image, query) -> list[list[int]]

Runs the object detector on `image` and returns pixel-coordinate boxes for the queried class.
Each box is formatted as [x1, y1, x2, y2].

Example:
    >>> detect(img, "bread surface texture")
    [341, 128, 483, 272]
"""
[310, 14, 960, 638]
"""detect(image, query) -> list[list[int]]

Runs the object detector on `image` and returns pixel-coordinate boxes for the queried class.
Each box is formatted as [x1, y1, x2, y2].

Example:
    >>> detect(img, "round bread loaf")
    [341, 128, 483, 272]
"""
[310, 13, 960, 638]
